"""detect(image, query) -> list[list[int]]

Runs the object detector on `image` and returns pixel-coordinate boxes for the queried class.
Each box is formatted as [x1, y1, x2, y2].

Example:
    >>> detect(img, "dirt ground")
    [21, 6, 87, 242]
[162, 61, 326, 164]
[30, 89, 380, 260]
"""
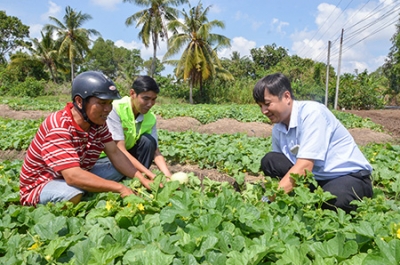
[0, 104, 399, 184]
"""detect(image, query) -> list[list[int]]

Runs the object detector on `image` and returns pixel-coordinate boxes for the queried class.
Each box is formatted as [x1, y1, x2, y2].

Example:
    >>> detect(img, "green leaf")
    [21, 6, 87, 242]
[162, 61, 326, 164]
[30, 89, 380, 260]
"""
[160, 189, 194, 224]
[123, 245, 174, 265]
[354, 221, 375, 238]
[276, 243, 311, 265]
[310, 233, 357, 260]
[69, 239, 96, 265]
[88, 244, 126, 265]
[33, 215, 67, 240]
[227, 244, 270, 265]
[43, 236, 74, 260]
[194, 235, 219, 257]
[368, 238, 400, 265]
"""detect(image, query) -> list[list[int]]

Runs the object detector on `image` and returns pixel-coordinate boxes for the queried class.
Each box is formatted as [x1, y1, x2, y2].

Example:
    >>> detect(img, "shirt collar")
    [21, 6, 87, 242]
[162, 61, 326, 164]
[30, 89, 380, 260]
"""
[275, 100, 299, 133]
[136, 113, 145, 123]
[288, 100, 299, 129]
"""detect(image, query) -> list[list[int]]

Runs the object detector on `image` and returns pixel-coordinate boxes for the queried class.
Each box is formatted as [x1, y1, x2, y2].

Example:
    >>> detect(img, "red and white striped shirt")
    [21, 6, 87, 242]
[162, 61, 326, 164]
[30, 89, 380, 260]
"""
[19, 103, 113, 206]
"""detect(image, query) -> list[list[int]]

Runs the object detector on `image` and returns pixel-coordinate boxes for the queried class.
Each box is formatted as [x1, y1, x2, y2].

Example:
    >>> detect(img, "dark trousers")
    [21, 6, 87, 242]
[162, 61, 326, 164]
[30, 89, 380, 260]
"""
[261, 152, 373, 213]
[127, 134, 156, 169]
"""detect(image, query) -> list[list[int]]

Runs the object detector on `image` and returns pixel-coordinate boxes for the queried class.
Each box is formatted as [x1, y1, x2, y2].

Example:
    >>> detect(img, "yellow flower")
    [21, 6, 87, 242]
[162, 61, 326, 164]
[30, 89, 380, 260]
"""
[105, 201, 113, 211]
[28, 242, 42, 250]
[137, 203, 145, 211]
[397, 228, 400, 239]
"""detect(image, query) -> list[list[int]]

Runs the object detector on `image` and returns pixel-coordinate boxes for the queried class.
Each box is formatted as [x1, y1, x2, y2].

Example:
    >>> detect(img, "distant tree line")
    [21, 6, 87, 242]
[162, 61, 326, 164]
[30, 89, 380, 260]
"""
[1, 1, 400, 109]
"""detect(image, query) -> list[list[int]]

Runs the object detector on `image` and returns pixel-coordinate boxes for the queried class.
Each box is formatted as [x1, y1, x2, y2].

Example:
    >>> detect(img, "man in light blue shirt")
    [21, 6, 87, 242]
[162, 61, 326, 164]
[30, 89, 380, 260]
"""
[253, 73, 373, 213]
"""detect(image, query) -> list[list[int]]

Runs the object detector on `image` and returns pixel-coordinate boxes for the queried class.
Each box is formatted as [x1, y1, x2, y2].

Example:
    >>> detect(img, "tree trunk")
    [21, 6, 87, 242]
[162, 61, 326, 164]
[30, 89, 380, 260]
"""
[151, 32, 157, 77]
[71, 58, 75, 82]
[199, 76, 203, 98]
[48, 65, 57, 83]
[189, 81, 193, 104]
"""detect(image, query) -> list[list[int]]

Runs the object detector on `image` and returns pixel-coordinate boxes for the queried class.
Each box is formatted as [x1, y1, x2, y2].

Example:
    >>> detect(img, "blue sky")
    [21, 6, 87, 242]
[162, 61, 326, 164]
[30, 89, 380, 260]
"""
[1, 0, 399, 75]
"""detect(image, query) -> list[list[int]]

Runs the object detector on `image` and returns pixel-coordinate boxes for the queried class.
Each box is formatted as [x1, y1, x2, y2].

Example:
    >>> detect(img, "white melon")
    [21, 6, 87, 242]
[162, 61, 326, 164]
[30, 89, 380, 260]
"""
[170, 172, 189, 184]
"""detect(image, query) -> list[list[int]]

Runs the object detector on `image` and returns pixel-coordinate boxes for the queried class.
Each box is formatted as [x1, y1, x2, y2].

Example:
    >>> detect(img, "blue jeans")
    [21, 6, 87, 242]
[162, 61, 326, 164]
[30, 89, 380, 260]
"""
[39, 157, 124, 204]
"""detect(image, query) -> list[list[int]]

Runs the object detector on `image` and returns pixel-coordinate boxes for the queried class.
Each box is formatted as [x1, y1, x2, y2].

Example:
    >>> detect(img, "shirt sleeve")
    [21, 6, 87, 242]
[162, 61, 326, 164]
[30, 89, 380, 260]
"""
[271, 126, 281, 152]
[296, 106, 332, 161]
[106, 108, 125, 141]
[151, 123, 158, 147]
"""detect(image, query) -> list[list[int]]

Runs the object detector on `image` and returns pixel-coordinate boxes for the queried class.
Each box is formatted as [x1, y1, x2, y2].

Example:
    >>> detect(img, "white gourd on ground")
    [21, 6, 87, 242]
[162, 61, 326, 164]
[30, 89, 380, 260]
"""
[170, 172, 189, 184]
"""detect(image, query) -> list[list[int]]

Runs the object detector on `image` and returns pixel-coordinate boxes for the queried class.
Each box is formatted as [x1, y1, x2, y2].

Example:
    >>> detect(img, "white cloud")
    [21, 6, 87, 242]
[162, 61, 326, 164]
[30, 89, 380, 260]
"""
[271, 18, 289, 35]
[372, 55, 387, 68]
[210, 4, 222, 14]
[342, 61, 369, 75]
[251, 21, 264, 31]
[219, 36, 256, 58]
[29, 24, 44, 39]
[41, 1, 61, 21]
[115, 39, 142, 50]
[142, 41, 168, 61]
[90, 0, 122, 10]
[234, 11, 263, 31]
[115, 39, 168, 62]
[235, 11, 248, 20]
[290, 1, 398, 73]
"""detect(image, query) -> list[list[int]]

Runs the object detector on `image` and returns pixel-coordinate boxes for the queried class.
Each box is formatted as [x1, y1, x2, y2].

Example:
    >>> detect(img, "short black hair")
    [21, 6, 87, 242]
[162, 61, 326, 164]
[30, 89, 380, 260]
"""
[253, 73, 294, 102]
[131, 75, 160, 94]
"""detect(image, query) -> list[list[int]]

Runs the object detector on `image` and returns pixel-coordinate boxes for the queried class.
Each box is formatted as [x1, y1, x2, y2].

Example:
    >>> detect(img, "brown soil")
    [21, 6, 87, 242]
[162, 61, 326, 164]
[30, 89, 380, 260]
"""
[1, 104, 399, 184]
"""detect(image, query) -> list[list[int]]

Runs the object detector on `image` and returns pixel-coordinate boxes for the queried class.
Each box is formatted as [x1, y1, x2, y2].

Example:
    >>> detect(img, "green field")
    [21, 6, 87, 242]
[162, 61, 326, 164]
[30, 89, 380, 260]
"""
[0, 99, 399, 264]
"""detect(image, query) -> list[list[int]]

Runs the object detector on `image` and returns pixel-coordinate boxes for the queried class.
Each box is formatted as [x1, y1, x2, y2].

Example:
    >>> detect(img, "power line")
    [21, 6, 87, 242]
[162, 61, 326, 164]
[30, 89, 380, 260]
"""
[311, 1, 399, 65]
[311, 0, 387, 60]
[329, 5, 400, 60]
[343, 0, 386, 32]
[345, 2, 400, 40]
[298, 0, 346, 54]
[341, 19, 398, 56]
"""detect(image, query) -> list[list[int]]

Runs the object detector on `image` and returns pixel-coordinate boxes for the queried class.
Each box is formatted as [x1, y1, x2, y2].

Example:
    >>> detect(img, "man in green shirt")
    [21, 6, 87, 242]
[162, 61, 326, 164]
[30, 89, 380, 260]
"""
[93, 76, 171, 189]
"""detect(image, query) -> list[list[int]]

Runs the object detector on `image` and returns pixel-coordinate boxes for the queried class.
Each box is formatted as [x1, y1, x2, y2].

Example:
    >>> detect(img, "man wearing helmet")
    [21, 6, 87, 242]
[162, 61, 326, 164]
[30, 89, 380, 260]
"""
[19, 71, 150, 206]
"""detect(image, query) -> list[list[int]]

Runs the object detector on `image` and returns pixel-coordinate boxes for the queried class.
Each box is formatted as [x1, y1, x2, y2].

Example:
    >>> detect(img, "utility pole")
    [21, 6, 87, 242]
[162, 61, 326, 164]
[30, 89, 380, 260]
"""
[325, 41, 331, 107]
[334, 29, 344, 110]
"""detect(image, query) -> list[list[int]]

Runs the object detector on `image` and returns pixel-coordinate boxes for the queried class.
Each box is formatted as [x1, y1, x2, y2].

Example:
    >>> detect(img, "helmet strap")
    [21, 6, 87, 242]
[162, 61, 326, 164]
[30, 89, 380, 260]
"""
[73, 98, 96, 126]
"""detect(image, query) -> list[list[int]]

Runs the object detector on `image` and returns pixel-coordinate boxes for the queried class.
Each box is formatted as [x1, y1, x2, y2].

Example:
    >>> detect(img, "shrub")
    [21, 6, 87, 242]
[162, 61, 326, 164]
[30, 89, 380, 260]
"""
[8, 77, 46, 97]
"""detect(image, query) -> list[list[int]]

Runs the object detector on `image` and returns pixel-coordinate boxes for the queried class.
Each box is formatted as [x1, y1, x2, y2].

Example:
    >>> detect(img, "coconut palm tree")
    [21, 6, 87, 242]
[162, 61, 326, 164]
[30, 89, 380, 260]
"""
[123, 0, 187, 77]
[30, 31, 60, 83]
[163, 2, 232, 103]
[44, 6, 100, 81]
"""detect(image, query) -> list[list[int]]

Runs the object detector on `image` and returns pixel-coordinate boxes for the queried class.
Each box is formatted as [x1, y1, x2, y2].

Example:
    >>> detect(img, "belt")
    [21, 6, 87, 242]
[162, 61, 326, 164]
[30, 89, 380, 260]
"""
[349, 170, 371, 179]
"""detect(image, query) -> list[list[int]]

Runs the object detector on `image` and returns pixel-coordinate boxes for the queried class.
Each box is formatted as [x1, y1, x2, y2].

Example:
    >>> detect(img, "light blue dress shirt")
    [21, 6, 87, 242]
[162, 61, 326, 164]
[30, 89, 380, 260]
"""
[272, 100, 372, 180]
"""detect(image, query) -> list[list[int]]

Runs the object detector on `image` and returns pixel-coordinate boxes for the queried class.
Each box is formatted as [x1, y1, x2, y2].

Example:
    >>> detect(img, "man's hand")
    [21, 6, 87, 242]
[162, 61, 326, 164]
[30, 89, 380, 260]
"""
[140, 178, 153, 190]
[117, 184, 135, 197]
[278, 158, 314, 193]
[131, 170, 151, 189]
